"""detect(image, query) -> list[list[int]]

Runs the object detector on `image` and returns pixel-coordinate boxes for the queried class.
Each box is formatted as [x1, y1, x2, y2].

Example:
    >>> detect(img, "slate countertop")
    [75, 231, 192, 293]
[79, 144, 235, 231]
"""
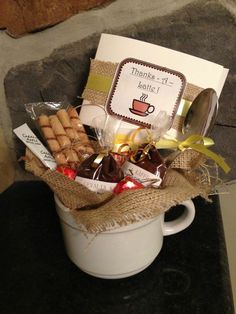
[0, 181, 234, 314]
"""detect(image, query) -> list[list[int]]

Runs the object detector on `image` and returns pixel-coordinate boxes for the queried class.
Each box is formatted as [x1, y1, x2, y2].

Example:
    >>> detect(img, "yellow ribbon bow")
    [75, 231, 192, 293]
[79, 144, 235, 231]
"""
[114, 132, 230, 173]
[156, 134, 230, 173]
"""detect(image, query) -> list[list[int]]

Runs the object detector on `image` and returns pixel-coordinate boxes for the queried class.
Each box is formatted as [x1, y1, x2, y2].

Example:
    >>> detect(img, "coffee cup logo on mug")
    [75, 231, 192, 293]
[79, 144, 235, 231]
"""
[54, 195, 195, 279]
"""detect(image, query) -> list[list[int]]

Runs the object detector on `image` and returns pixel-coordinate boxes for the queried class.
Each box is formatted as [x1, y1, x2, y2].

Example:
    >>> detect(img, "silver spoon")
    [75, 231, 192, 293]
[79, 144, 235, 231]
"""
[182, 88, 218, 137]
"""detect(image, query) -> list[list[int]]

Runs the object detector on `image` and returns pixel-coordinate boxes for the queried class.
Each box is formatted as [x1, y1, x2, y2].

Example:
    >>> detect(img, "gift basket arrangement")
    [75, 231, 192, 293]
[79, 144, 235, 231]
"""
[13, 34, 230, 279]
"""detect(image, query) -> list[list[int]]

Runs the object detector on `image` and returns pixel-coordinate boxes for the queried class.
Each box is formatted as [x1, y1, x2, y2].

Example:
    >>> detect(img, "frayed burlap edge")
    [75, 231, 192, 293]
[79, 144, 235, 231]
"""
[71, 168, 211, 233]
[25, 148, 213, 233]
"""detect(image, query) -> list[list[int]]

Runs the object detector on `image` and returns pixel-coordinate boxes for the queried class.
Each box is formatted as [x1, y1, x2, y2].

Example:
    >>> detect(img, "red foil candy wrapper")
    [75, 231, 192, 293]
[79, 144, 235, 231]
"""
[113, 176, 144, 194]
[56, 166, 76, 180]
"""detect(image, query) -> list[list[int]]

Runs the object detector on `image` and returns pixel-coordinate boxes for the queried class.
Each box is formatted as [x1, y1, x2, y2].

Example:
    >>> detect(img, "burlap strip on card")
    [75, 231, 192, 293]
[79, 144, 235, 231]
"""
[82, 59, 203, 106]
[25, 148, 212, 233]
[82, 59, 117, 106]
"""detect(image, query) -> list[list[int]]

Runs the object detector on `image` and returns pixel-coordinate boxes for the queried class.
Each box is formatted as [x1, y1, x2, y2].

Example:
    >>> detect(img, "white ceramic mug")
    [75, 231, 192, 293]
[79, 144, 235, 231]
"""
[54, 195, 195, 279]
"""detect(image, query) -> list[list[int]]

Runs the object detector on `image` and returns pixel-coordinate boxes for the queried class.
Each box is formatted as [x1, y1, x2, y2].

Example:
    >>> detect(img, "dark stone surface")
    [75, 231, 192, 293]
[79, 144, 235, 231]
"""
[0, 181, 234, 314]
[5, 33, 99, 129]
[4, 0, 236, 179]
[211, 125, 236, 181]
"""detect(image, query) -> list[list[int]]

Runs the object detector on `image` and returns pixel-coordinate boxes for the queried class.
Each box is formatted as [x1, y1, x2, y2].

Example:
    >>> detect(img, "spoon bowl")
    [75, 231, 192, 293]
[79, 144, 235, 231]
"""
[183, 88, 218, 137]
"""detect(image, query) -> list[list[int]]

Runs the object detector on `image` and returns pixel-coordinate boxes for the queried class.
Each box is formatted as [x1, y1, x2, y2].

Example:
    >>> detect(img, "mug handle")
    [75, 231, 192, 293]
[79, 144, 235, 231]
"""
[162, 200, 195, 236]
[147, 105, 155, 114]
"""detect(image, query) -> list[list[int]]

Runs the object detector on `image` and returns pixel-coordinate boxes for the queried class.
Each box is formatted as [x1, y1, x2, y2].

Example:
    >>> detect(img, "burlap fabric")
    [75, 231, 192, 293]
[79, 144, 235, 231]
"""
[82, 59, 117, 106]
[25, 148, 212, 233]
[82, 59, 203, 133]
[82, 59, 203, 105]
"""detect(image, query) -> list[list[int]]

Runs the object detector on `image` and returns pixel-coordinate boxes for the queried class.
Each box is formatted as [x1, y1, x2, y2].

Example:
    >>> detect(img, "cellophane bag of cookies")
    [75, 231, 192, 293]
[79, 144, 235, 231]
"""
[25, 102, 95, 169]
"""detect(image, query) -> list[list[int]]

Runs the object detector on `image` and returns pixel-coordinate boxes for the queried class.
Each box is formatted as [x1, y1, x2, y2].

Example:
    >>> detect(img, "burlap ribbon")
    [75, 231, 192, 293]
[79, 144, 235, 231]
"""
[82, 59, 203, 105]
[82, 59, 203, 132]
[25, 147, 212, 233]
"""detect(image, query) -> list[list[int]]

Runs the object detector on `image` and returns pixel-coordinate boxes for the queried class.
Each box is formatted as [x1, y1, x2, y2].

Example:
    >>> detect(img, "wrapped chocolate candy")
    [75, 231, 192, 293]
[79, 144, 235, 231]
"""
[122, 144, 166, 188]
[111, 144, 131, 167]
[122, 111, 170, 188]
[77, 153, 123, 183]
[75, 114, 124, 192]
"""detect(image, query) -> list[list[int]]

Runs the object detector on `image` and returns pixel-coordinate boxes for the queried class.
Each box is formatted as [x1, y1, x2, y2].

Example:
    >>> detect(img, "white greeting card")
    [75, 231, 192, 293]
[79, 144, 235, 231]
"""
[80, 33, 228, 130]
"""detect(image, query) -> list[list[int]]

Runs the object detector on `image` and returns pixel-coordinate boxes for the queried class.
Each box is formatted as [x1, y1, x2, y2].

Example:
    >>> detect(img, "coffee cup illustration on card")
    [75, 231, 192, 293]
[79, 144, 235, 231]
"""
[130, 94, 155, 117]
[106, 58, 186, 127]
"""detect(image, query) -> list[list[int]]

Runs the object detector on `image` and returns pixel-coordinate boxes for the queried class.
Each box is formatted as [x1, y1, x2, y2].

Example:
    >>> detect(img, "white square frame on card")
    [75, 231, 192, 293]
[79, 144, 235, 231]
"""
[106, 58, 186, 128]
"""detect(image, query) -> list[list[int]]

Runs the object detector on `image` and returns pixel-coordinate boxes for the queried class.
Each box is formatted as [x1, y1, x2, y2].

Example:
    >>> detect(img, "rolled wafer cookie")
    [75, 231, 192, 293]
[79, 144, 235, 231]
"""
[53, 151, 68, 165]
[57, 109, 80, 140]
[67, 107, 95, 155]
[38, 114, 60, 152]
[58, 109, 94, 159]
[38, 114, 67, 165]
[49, 115, 80, 166]
[73, 143, 95, 156]
[67, 107, 87, 133]
[56, 109, 92, 163]
[49, 115, 71, 149]
[76, 132, 91, 143]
